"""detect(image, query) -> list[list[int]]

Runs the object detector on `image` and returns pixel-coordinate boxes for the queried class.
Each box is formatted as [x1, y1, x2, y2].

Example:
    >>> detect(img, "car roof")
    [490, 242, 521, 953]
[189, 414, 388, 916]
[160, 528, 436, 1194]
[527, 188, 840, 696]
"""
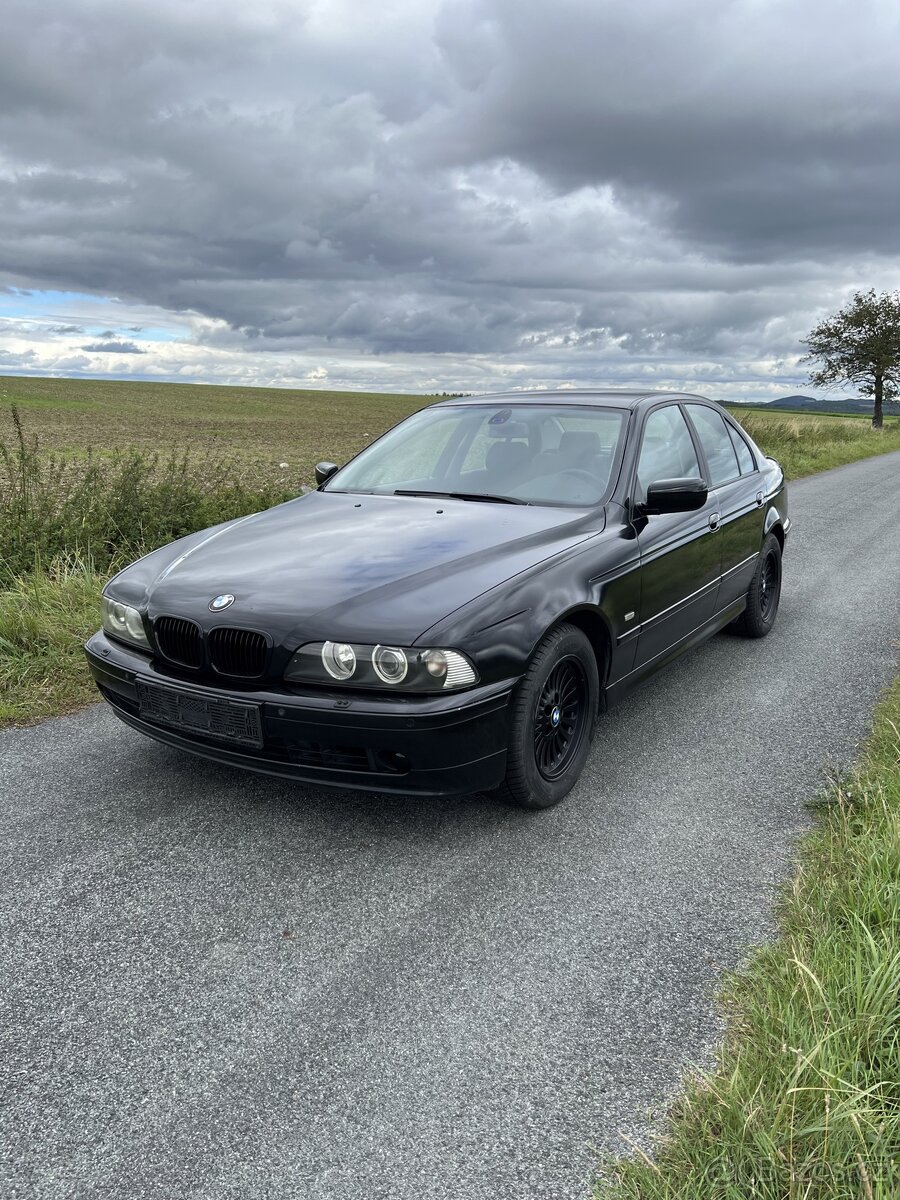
[434, 389, 713, 410]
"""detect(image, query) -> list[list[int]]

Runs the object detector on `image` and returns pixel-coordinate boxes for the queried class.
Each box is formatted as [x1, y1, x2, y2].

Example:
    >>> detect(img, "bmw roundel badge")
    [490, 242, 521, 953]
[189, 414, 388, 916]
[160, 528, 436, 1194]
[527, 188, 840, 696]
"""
[209, 594, 235, 611]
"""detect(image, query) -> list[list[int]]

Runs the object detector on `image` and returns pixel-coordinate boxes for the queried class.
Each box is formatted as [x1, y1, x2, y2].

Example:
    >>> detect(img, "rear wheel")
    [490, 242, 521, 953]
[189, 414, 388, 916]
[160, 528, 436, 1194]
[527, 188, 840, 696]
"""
[498, 623, 599, 809]
[732, 532, 782, 638]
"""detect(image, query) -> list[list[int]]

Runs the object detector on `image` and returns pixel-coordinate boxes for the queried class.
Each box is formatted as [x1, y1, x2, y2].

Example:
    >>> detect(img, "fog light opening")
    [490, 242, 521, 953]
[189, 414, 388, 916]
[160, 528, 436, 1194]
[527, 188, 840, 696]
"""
[376, 750, 410, 775]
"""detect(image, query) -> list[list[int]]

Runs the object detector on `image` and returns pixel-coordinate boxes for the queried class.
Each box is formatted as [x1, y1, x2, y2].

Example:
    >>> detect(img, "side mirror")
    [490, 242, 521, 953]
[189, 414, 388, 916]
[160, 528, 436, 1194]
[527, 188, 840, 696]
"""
[314, 461, 339, 487]
[640, 477, 708, 515]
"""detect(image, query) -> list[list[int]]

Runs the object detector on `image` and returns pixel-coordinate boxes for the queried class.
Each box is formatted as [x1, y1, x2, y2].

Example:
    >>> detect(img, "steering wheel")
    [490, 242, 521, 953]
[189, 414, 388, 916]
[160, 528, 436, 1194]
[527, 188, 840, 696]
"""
[558, 469, 597, 486]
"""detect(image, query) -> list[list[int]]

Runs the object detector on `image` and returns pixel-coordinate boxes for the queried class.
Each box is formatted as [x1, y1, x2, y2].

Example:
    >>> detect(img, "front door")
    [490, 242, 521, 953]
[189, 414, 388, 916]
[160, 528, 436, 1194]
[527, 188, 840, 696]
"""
[684, 403, 766, 612]
[633, 404, 722, 669]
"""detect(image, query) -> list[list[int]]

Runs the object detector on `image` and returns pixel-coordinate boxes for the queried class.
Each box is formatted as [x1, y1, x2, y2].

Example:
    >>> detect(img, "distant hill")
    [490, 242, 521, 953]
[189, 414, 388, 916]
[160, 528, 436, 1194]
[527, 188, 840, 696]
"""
[741, 394, 896, 416]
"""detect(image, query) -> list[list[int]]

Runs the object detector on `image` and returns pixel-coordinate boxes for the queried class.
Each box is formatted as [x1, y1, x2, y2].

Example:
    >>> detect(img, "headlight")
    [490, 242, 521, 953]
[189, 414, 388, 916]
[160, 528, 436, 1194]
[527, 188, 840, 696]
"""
[322, 641, 357, 680]
[101, 594, 150, 650]
[285, 641, 477, 691]
[372, 645, 408, 685]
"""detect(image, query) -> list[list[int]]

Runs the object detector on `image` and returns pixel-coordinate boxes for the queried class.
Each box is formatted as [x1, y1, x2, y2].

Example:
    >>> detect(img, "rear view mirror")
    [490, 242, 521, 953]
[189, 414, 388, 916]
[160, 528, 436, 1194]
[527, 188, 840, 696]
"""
[315, 461, 339, 487]
[640, 477, 708, 515]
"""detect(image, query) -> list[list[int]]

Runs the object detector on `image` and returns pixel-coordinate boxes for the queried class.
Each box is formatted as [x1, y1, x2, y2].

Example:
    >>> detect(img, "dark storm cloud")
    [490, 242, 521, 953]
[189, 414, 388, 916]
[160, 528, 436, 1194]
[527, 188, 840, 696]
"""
[0, 0, 898, 372]
[428, 0, 900, 260]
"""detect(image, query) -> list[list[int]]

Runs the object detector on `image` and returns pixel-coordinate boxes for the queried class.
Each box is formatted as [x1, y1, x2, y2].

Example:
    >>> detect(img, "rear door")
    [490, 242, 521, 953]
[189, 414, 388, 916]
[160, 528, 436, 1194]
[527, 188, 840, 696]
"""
[632, 404, 722, 670]
[684, 403, 765, 612]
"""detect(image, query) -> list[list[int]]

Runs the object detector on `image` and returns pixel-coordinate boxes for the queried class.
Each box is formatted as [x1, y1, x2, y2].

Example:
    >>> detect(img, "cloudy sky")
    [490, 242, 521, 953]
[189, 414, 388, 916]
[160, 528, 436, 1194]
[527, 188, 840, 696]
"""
[1, 0, 899, 399]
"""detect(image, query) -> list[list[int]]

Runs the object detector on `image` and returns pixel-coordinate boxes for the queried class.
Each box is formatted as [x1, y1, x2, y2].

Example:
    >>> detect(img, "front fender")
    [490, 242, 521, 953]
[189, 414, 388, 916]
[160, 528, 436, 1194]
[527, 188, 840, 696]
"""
[417, 516, 640, 689]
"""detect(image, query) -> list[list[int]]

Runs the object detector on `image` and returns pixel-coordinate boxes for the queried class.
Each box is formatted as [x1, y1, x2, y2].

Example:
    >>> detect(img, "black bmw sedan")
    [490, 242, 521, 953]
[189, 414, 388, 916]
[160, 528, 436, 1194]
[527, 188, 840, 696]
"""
[86, 390, 788, 808]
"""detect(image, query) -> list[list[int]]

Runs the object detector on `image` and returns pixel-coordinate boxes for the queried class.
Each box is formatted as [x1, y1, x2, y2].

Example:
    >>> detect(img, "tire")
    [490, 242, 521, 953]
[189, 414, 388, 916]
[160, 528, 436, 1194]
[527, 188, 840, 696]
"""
[732, 532, 782, 638]
[497, 623, 600, 810]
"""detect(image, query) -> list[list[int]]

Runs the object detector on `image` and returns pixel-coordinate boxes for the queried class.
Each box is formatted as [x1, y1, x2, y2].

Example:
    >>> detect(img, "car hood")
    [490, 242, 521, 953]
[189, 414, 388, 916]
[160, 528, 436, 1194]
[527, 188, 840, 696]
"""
[133, 490, 604, 646]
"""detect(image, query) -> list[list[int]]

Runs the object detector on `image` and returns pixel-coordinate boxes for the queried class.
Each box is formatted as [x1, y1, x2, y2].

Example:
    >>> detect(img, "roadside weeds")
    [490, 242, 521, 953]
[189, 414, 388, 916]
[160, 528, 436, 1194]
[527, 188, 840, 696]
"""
[0, 555, 105, 726]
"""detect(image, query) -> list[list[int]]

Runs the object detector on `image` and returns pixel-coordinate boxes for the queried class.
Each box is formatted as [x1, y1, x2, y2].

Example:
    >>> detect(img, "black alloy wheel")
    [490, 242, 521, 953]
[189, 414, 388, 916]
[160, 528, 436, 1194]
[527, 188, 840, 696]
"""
[498, 622, 599, 809]
[533, 657, 588, 781]
[733, 532, 783, 638]
[759, 549, 780, 622]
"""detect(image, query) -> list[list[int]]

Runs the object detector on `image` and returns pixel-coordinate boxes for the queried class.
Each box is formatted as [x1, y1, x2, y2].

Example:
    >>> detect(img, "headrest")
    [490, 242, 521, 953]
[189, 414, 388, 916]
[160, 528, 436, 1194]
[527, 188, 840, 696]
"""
[558, 430, 603, 455]
[486, 420, 530, 439]
[486, 440, 531, 473]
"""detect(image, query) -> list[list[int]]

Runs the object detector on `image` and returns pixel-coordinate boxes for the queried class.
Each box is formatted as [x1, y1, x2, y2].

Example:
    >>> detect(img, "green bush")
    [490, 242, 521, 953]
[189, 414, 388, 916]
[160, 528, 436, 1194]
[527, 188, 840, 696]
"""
[0, 407, 294, 585]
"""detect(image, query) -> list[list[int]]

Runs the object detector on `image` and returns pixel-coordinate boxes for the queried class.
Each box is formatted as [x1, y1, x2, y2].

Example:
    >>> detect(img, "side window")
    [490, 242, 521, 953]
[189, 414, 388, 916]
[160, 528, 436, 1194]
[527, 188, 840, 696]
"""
[459, 428, 493, 473]
[727, 423, 756, 474]
[539, 416, 564, 452]
[685, 404, 740, 487]
[636, 406, 701, 501]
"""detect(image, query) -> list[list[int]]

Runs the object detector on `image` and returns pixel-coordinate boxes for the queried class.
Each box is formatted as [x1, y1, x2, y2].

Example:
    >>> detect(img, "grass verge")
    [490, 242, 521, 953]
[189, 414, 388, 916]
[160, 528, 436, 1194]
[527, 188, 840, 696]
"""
[0, 556, 107, 725]
[595, 678, 900, 1200]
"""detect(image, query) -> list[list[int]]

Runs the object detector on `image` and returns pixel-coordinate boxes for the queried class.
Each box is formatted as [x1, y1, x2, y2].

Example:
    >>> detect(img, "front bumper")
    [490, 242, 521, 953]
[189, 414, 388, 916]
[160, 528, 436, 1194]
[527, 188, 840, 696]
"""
[85, 631, 513, 796]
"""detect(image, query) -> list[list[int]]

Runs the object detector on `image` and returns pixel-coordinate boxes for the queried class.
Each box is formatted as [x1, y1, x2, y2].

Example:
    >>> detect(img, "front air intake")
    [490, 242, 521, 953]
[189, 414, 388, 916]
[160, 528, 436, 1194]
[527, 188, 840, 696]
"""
[208, 627, 269, 678]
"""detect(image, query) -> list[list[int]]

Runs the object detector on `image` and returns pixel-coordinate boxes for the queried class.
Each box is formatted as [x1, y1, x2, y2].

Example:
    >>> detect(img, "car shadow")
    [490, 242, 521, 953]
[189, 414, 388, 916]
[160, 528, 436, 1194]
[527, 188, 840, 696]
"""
[121, 728, 517, 845]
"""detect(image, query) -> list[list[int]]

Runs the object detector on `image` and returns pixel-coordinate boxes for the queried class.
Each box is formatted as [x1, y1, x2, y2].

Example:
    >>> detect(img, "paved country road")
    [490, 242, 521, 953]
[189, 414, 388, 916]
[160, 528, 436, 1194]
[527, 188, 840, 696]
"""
[2, 451, 899, 1200]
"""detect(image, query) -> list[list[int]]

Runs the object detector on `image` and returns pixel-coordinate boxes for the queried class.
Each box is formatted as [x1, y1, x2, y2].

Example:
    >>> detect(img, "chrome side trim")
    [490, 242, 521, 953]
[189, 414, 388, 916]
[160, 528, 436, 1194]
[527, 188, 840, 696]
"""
[617, 602, 738, 682]
[641, 576, 720, 630]
[616, 574, 720, 643]
[720, 551, 759, 580]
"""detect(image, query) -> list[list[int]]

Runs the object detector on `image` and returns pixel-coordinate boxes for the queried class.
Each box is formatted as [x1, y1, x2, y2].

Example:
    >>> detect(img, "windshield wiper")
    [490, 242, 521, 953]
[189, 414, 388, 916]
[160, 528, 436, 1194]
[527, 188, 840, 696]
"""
[393, 489, 527, 505]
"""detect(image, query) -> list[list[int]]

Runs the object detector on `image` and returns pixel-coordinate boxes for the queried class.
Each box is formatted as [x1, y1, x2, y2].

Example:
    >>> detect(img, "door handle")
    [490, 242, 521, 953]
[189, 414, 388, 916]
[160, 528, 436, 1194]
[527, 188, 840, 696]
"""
[756, 490, 764, 507]
[708, 512, 720, 530]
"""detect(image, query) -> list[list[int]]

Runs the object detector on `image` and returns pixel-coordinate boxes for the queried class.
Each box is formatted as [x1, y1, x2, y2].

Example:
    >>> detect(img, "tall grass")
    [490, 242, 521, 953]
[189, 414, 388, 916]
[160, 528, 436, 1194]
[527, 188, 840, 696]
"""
[0, 554, 106, 725]
[0, 408, 298, 725]
[595, 680, 900, 1199]
[0, 406, 294, 586]
[734, 409, 900, 478]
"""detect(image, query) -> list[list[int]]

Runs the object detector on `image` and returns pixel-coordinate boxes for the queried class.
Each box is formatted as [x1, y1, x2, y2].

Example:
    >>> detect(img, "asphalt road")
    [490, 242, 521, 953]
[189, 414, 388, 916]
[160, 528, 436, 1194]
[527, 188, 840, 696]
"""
[2, 451, 899, 1200]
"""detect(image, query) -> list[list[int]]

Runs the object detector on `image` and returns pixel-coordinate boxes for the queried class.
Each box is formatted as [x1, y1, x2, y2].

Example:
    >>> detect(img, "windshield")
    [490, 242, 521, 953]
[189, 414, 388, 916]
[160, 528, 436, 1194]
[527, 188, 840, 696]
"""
[324, 403, 628, 506]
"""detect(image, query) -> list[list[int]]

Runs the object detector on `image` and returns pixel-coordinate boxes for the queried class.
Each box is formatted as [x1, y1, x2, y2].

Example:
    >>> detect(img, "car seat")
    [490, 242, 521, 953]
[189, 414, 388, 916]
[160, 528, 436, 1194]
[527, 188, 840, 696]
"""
[485, 439, 530, 475]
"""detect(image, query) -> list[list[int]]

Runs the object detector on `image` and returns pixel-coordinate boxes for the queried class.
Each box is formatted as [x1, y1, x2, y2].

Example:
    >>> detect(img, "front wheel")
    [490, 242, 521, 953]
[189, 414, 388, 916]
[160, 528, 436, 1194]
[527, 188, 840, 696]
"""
[732, 532, 782, 638]
[498, 623, 599, 810]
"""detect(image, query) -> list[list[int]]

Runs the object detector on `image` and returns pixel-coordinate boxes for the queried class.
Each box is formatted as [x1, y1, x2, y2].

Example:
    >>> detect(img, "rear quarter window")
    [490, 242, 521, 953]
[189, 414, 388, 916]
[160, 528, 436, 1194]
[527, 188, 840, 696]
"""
[685, 404, 741, 487]
[727, 423, 757, 474]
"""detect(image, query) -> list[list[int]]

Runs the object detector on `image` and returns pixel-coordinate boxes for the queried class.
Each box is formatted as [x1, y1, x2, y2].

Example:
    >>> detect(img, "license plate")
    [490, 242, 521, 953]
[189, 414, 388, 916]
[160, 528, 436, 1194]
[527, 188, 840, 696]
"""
[136, 678, 263, 749]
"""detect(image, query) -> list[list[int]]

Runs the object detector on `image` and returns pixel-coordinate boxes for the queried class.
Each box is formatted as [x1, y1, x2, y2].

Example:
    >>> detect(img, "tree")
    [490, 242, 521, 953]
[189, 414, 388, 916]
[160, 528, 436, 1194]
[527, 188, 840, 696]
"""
[801, 289, 900, 429]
